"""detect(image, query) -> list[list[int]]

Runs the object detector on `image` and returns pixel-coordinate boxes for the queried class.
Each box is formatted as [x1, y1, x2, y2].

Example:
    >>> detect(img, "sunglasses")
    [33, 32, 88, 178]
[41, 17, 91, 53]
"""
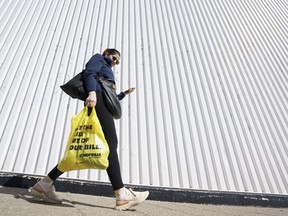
[112, 56, 120, 65]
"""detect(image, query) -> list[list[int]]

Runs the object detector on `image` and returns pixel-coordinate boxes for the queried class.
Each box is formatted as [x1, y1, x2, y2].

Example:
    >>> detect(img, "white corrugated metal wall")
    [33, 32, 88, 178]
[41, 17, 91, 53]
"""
[0, 0, 287, 195]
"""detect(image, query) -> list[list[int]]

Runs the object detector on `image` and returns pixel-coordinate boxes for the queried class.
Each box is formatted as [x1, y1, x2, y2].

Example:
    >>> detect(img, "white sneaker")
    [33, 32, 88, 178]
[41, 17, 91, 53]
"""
[29, 180, 62, 204]
[115, 188, 149, 211]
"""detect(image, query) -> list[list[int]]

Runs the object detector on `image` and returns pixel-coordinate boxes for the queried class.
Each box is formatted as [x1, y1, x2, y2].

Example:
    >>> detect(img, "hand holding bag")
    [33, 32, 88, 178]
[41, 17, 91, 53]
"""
[58, 106, 109, 172]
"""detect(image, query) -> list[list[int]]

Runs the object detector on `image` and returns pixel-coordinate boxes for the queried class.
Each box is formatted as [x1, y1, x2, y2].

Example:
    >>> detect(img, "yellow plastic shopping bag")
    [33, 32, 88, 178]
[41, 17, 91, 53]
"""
[58, 106, 109, 172]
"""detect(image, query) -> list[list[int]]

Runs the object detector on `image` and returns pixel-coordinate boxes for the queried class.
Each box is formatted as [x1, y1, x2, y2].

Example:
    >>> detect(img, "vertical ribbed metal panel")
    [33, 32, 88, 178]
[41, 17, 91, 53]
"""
[0, 0, 287, 195]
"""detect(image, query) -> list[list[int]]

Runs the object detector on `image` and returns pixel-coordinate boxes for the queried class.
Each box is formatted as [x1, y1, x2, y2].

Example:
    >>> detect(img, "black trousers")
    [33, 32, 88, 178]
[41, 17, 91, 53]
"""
[48, 92, 124, 191]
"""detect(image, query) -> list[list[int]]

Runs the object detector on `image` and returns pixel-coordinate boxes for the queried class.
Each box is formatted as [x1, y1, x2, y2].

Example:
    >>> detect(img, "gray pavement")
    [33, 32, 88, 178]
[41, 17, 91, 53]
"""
[0, 186, 287, 216]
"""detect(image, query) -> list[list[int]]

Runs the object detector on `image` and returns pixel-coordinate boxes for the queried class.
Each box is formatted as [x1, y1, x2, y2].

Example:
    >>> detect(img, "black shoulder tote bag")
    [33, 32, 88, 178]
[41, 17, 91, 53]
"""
[60, 71, 122, 119]
[60, 70, 88, 101]
[97, 76, 122, 119]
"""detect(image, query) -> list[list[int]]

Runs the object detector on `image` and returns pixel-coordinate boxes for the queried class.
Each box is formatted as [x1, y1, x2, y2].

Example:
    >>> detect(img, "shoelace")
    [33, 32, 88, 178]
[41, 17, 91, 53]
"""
[115, 188, 137, 198]
[127, 188, 136, 197]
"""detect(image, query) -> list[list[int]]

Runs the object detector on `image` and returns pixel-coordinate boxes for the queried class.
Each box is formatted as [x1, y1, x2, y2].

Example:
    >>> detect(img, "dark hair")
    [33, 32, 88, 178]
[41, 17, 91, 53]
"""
[102, 48, 121, 56]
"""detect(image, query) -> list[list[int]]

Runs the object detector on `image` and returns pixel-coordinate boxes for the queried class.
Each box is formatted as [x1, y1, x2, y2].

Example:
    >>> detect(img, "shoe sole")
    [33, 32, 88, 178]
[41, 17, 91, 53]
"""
[28, 188, 62, 204]
[115, 191, 149, 211]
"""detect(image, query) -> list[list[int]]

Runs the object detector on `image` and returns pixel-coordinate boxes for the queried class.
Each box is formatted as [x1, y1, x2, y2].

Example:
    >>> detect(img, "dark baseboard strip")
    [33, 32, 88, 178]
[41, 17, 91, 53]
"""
[0, 172, 287, 208]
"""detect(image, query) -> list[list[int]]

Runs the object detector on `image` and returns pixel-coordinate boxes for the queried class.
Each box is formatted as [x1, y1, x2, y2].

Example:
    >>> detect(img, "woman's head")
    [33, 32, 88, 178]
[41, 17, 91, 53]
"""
[102, 48, 121, 66]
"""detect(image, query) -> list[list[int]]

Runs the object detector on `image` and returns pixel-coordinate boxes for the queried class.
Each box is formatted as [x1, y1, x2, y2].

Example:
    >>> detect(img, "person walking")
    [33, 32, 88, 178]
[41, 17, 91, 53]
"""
[29, 48, 149, 211]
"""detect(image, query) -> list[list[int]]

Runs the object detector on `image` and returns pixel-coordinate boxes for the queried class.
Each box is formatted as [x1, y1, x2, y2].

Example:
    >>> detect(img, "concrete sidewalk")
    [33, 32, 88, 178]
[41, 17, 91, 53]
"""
[0, 186, 287, 216]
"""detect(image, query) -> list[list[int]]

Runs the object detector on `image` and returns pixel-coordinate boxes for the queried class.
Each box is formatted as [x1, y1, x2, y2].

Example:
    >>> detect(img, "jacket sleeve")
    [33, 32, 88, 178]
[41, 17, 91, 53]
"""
[83, 54, 103, 93]
[117, 92, 126, 100]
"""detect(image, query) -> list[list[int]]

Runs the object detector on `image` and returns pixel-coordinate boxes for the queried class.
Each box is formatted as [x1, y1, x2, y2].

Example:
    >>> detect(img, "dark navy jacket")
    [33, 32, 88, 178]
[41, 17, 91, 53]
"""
[83, 53, 125, 100]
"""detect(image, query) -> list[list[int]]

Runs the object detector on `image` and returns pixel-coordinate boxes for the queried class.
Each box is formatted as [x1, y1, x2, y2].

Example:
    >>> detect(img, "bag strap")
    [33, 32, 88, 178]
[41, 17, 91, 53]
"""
[83, 59, 114, 84]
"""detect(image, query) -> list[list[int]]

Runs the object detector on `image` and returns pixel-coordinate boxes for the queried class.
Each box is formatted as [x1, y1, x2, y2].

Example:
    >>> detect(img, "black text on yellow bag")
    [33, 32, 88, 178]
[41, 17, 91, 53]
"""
[58, 106, 109, 172]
